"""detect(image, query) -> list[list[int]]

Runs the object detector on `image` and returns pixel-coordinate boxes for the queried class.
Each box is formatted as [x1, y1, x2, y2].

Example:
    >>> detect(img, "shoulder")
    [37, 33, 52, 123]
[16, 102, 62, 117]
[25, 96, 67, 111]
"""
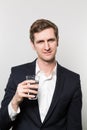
[58, 64, 81, 92]
[11, 59, 36, 73]
[58, 64, 80, 80]
[9, 60, 36, 83]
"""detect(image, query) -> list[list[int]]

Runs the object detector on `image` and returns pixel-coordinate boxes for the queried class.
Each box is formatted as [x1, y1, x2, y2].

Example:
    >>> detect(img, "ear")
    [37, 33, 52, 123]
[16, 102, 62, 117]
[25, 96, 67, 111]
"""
[57, 37, 59, 46]
[30, 40, 36, 50]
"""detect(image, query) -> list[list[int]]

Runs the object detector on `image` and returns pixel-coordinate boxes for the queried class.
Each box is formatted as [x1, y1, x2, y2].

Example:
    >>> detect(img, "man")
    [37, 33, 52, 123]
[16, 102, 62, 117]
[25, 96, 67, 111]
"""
[0, 19, 82, 130]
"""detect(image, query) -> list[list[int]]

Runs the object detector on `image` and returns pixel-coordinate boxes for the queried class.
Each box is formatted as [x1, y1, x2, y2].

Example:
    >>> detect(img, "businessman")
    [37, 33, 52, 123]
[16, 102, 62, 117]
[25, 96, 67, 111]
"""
[0, 19, 82, 130]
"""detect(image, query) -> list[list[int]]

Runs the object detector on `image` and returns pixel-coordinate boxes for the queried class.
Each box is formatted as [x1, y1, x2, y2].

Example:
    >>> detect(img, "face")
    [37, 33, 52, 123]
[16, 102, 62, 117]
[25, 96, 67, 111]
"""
[31, 28, 58, 63]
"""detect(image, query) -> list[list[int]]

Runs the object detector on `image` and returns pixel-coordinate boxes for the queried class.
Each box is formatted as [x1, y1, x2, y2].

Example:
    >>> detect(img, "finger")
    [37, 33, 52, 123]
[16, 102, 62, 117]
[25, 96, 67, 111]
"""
[21, 93, 36, 99]
[21, 88, 30, 94]
[19, 80, 35, 86]
[28, 84, 38, 89]
[25, 80, 36, 84]
[17, 83, 29, 90]
[28, 89, 38, 95]
[16, 87, 37, 99]
[27, 94, 36, 99]
[30, 81, 39, 85]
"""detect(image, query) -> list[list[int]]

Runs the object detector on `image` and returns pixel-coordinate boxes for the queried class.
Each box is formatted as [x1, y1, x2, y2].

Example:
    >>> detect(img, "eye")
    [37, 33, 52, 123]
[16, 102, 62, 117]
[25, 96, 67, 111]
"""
[48, 38, 56, 43]
[36, 40, 44, 44]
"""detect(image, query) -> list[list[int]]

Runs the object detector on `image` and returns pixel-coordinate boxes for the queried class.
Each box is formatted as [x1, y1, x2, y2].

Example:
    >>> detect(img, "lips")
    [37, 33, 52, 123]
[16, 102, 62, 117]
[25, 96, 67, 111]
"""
[43, 51, 52, 55]
[43, 50, 52, 54]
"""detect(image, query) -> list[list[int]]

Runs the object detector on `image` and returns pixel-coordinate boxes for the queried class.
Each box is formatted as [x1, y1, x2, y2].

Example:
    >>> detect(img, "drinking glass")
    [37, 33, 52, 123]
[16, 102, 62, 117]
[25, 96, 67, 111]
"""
[26, 75, 39, 100]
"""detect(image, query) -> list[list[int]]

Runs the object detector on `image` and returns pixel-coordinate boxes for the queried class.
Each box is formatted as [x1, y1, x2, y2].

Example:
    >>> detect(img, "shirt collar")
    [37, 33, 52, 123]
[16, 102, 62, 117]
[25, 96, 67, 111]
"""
[35, 60, 57, 78]
[36, 61, 41, 75]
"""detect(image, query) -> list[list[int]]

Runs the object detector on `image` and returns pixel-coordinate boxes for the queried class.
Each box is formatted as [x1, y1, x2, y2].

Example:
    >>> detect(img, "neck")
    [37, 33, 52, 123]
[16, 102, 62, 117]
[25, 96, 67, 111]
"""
[37, 58, 56, 76]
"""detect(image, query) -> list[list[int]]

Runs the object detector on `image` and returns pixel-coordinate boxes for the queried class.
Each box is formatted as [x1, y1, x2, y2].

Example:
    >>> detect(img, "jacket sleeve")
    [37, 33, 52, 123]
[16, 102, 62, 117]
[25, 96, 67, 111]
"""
[0, 68, 17, 130]
[67, 75, 82, 130]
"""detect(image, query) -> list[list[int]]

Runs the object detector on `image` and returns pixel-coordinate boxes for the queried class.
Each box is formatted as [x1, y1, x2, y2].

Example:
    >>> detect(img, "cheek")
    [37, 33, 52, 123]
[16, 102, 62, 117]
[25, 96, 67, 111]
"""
[36, 45, 44, 50]
[52, 44, 58, 50]
[35, 47, 42, 53]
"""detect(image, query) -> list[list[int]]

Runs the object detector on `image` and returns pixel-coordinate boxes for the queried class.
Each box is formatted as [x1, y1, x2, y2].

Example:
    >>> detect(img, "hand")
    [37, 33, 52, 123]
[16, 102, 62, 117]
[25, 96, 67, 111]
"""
[11, 80, 38, 111]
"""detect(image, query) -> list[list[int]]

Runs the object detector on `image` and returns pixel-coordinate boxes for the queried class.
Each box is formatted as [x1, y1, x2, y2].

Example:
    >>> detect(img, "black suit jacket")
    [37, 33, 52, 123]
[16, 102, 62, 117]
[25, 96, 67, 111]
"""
[0, 60, 82, 130]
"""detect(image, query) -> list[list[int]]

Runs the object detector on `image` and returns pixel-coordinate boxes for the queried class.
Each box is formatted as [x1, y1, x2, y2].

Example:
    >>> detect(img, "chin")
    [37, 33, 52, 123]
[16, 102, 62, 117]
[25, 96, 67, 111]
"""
[42, 57, 55, 63]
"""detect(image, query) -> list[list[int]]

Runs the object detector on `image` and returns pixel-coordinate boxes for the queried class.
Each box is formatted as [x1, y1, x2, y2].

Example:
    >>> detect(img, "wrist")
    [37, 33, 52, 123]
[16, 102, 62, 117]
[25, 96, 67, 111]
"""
[8, 102, 20, 121]
[11, 96, 21, 112]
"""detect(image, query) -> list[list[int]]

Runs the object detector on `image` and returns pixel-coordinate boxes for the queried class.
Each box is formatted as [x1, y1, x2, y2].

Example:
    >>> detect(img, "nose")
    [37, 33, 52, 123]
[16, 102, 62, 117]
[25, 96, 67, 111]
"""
[44, 42, 50, 50]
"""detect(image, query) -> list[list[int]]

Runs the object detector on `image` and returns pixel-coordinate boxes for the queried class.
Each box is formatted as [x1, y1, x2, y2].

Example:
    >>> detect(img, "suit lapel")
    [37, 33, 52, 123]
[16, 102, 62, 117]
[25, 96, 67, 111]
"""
[43, 64, 65, 124]
[28, 100, 42, 125]
[25, 61, 65, 124]
[26, 60, 42, 124]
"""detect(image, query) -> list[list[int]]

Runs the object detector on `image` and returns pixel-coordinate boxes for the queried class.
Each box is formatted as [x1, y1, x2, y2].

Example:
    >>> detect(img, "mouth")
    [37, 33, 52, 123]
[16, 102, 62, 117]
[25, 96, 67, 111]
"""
[43, 51, 52, 56]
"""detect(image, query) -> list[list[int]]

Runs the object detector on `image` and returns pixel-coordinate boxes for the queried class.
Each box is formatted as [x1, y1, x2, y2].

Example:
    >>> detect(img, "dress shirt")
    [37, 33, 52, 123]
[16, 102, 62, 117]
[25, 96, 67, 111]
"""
[36, 62, 57, 122]
[8, 102, 20, 121]
[8, 61, 57, 122]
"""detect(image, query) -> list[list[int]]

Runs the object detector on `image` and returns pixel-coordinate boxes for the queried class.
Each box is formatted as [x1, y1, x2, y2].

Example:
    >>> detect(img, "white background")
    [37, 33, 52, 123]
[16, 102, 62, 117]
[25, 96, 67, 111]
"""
[0, 0, 87, 129]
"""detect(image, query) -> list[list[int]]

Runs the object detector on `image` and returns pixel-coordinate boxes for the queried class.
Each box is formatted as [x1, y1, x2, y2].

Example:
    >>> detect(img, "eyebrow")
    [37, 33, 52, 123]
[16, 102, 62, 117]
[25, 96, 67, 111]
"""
[47, 38, 56, 42]
[36, 40, 44, 43]
[36, 38, 56, 43]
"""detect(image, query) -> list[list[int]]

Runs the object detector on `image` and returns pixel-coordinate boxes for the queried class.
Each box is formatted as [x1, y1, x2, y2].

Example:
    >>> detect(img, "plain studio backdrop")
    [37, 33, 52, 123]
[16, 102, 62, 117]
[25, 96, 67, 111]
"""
[0, 0, 87, 130]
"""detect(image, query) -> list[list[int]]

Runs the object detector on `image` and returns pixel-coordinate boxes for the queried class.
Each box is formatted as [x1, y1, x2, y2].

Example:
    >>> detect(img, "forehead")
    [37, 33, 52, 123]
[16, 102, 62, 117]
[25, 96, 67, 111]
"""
[34, 28, 55, 41]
